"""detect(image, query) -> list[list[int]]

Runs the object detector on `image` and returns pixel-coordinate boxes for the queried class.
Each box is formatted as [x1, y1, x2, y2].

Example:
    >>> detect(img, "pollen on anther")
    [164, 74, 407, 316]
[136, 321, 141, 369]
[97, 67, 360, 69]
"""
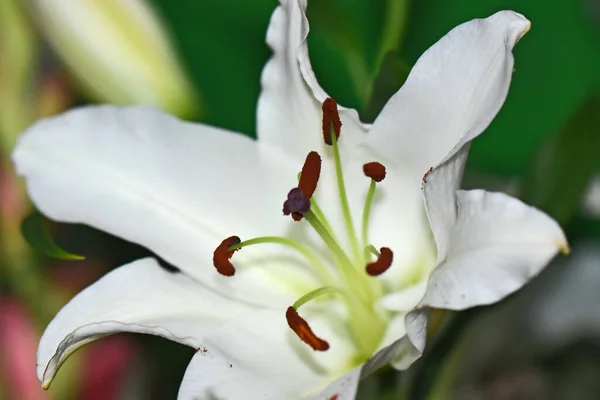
[286, 306, 329, 351]
[363, 162, 386, 182]
[213, 236, 241, 277]
[366, 247, 393, 276]
[298, 151, 322, 199]
[322, 98, 342, 145]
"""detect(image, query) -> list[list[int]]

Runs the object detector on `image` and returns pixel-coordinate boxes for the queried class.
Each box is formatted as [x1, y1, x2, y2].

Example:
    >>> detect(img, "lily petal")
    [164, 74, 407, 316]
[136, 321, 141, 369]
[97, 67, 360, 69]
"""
[365, 11, 530, 180]
[37, 258, 250, 388]
[406, 190, 567, 351]
[378, 282, 428, 312]
[306, 366, 361, 400]
[178, 309, 355, 399]
[257, 0, 367, 159]
[13, 106, 309, 305]
[363, 335, 421, 376]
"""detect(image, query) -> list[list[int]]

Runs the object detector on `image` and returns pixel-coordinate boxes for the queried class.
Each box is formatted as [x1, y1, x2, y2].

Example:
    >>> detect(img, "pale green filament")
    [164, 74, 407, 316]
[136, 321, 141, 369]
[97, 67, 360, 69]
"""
[292, 286, 346, 309]
[331, 132, 362, 265]
[229, 236, 333, 283]
[365, 244, 380, 259]
[361, 179, 377, 260]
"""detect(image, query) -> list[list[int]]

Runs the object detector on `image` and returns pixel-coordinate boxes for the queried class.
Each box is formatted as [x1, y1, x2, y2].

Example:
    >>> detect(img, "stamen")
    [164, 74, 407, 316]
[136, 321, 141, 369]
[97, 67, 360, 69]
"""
[213, 236, 241, 276]
[363, 162, 386, 182]
[286, 306, 329, 351]
[292, 286, 346, 309]
[361, 163, 386, 255]
[366, 247, 393, 276]
[227, 236, 333, 283]
[328, 112, 361, 264]
[365, 244, 380, 258]
[298, 151, 321, 200]
[321, 97, 342, 145]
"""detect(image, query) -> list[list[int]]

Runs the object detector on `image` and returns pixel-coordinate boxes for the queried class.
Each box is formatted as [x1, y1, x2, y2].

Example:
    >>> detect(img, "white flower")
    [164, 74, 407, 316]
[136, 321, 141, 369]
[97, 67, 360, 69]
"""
[12, 1, 567, 399]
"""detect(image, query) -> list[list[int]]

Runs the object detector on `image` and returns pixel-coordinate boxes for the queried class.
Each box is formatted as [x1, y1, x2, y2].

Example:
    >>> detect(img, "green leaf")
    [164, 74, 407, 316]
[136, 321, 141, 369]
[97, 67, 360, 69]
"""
[21, 213, 84, 260]
[521, 95, 600, 225]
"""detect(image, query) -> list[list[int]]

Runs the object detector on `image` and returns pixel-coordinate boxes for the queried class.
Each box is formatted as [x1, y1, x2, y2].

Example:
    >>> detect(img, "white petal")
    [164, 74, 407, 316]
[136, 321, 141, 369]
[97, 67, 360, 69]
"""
[37, 258, 250, 388]
[423, 146, 470, 264]
[363, 334, 421, 375]
[406, 190, 567, 350]
[379, 282, 428, 312]
[423, 190, 567, 308]
[13, 106, 308, 305]
[305, 366, 361, 400]
[365, 11, 530, 179]
[379, 314, 407, 349]
[178, 308, 355, 399]
[257, 0, 367, 160]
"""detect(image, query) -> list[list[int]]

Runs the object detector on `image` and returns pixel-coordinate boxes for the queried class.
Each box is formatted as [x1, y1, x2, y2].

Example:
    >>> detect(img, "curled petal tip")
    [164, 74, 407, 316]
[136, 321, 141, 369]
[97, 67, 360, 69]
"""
[559, 242, 570, 256]
[490, 10, 531, 46]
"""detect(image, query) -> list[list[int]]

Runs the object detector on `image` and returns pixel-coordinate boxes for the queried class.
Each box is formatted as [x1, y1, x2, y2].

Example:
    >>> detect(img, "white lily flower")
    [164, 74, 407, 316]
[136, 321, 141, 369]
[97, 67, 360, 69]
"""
[12, 1, 567, 399]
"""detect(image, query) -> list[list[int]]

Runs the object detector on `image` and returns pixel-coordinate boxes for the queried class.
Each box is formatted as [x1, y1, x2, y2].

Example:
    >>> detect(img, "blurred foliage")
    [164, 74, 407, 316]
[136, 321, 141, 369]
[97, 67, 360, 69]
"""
[522, 96, 600, 226]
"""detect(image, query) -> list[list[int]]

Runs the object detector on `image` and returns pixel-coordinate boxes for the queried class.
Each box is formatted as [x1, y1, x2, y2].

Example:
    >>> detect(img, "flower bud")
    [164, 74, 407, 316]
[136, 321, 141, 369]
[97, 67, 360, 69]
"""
[27, 0, 201, 118]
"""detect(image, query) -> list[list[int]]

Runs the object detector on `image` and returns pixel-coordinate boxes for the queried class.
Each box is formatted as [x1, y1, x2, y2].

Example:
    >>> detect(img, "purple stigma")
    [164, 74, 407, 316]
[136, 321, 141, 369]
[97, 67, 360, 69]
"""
[283, 187, 311, 216]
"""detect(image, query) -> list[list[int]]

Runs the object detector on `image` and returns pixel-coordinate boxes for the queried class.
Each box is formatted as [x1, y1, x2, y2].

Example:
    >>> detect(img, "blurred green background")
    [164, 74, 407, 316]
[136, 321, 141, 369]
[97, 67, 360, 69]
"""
[1, 0, 599, 399]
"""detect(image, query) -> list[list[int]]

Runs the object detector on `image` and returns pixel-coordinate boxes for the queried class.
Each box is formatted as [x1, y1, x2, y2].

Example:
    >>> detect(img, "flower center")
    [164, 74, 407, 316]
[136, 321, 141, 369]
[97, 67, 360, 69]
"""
[213, 98, 393, 362]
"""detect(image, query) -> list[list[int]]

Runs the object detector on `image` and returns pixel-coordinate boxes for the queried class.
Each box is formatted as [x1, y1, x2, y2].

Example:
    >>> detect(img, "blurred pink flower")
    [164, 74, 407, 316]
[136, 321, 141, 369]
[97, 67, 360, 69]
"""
[0, 298, 48, 400]
[81, 336, 136, 400]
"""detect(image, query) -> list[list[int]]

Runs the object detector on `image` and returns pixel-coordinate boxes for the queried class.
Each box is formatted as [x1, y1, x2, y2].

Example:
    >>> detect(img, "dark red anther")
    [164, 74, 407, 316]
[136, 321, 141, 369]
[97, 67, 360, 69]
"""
[213, 236, 241, 276]
[366, 247, 393, 276]
[286, 307, 329, 351]
[363, 162, 386, 182]
[298, 151, 322, 199]
[322, 98, 342, 145]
